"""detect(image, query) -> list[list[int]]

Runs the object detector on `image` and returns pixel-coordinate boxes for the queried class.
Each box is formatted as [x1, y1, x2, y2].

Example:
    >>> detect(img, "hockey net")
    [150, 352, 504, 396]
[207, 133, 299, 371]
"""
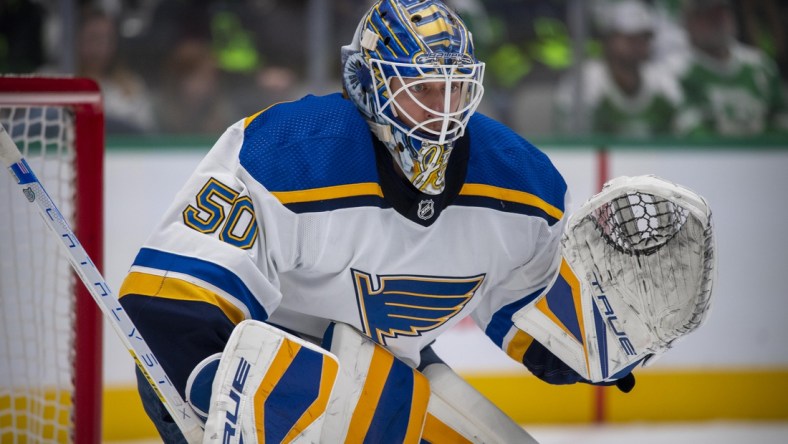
[0, 77, 103, 444]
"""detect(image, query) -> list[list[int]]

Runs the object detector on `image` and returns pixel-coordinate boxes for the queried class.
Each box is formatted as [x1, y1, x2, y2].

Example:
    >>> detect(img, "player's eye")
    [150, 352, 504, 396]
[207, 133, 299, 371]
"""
[409, 83, 427, 94]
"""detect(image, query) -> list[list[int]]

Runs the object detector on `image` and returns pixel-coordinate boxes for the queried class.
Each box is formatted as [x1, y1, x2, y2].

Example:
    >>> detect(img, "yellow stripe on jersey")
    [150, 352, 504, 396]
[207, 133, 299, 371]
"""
[459, 183, 564, 220]
[243, 100, 296, 128]
[119, 272, 245, 324]
[421, 413, 473, 444]
[244, 110, 265, 128]
[271, 182, 384, 204]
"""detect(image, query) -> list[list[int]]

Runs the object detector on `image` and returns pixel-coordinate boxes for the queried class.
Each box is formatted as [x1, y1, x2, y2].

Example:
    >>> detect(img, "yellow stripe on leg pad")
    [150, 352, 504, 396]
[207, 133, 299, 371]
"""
[253, 341, 302, 442]
[282, 354, 340, 443]
[404, 371, 431, 444]
[421, 413, 473, 444]
[345, 347, 395, 441]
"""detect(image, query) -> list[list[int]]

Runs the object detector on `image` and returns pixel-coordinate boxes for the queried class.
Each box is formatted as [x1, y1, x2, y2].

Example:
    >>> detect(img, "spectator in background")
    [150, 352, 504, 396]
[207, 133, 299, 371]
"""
[645, 0, 692, 63]
[0, 0, 46, 73]
[669, 0, 788, 136]
[734, 0, 787, 82]
[554, 0, 685, 137]
[155, 38, 239, 135]
[77, 8, 156, 134]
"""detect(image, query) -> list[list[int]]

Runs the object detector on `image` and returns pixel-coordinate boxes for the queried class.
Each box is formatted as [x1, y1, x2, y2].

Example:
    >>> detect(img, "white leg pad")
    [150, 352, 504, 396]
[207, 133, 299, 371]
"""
[421, 363, 539, 444]
[202, 320, 339, 444]
[321, 323, 431, 443]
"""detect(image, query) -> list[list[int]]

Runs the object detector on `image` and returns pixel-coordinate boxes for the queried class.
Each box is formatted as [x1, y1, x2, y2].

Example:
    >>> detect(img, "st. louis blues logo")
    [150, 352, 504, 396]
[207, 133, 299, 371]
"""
[352, 269, 485, 345]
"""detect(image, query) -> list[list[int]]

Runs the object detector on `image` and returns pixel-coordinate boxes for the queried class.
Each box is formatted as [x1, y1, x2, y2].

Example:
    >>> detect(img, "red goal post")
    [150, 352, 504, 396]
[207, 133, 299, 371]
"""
[0, 76, 103, 444]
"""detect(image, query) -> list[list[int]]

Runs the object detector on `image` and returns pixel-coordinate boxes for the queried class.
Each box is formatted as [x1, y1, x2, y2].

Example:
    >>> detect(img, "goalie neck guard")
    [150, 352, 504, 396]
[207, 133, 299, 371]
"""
[341, 0, 485, 195]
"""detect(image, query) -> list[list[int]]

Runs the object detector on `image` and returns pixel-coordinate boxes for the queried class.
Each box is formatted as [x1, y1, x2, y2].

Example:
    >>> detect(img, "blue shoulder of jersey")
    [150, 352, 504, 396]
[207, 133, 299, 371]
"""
[462, 113, 567, 224]
[240, 93, 378, 192]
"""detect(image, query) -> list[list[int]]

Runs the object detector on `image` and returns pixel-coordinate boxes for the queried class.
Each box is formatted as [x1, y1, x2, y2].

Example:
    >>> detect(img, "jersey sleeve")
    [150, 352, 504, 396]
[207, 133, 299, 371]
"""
[119, 117, 296, 396]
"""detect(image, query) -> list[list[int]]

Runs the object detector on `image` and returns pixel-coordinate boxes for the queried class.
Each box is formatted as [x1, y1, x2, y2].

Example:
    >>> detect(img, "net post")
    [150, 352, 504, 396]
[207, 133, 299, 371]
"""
[0, 76, 105, 444]
[594, 144, 609, 425]
[73, 81, 105, 444]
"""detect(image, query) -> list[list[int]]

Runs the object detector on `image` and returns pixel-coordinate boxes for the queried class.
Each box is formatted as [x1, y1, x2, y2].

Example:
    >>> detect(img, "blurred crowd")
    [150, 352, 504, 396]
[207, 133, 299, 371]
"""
[1, 0, 787, 138]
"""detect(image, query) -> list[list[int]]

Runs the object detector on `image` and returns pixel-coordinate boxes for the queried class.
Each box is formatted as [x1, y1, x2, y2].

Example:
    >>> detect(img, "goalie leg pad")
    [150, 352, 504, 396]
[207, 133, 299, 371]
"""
[321, 323, 430, 444]
[201, 320, 339, 444]
[420, 362, 539, 444]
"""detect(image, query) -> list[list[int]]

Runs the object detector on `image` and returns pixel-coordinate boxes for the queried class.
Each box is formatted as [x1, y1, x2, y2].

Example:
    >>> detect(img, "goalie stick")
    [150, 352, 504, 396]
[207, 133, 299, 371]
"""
[0, 124, 204, 443]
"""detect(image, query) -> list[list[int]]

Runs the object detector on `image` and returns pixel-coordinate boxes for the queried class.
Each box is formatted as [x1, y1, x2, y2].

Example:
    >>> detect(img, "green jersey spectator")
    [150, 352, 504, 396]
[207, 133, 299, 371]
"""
[554, 0, 685, 137]
[669, 0, 788, 136]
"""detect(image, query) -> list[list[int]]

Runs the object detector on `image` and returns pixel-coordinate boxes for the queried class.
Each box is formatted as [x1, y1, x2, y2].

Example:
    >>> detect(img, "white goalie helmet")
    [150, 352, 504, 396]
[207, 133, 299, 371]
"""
[341, 0, 485, 195]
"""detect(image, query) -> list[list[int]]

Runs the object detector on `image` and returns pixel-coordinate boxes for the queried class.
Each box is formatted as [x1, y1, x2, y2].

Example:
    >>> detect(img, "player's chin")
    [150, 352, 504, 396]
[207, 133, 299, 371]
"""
[422, 119, 453, 133]
[423, 124, 443, 134]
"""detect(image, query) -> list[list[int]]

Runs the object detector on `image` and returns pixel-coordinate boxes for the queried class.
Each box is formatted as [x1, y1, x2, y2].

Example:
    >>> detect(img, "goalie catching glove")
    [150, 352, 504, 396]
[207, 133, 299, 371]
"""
[514, 175, 715, 383]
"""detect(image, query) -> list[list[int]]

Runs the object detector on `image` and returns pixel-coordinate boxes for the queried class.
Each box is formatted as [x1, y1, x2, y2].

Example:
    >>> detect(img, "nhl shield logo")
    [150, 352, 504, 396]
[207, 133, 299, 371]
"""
[417, 199, 435, 220]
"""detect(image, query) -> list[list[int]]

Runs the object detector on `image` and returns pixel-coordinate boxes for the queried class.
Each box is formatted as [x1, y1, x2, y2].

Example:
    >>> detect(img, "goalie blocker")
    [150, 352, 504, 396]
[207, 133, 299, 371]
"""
[513, 175, 715, 383]
[191, 320, 537, 443]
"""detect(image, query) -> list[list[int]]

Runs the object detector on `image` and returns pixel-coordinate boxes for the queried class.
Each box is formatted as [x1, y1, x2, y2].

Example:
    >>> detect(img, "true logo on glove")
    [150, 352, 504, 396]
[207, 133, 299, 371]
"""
[591, 272, 637, 356]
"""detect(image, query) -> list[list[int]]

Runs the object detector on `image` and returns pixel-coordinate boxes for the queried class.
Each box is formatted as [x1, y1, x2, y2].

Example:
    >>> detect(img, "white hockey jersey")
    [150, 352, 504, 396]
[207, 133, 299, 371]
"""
[119, 93, 568, 394]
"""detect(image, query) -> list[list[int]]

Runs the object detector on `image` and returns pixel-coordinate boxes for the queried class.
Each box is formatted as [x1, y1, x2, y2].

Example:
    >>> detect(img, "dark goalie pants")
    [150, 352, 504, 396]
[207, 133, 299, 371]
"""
[135, 367, 188, 444]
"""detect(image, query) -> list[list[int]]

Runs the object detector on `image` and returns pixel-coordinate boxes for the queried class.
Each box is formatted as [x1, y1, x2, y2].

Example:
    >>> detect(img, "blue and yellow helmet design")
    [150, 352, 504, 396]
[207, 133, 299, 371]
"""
[342, 0, 485, 195]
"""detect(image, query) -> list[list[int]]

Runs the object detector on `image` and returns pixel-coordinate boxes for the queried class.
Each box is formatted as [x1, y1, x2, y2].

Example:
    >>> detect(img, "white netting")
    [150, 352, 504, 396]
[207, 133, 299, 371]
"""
[591, 191, 690, 256]
[0, 105, 77, 443]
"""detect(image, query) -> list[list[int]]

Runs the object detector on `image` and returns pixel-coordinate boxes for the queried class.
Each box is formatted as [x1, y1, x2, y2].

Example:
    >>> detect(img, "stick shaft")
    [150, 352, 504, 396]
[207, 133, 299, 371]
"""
[0, 124, 204, 442]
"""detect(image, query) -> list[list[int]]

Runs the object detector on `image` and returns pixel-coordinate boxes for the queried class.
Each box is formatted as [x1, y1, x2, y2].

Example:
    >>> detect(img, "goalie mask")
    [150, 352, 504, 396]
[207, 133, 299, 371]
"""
[341, 0, 485, 195]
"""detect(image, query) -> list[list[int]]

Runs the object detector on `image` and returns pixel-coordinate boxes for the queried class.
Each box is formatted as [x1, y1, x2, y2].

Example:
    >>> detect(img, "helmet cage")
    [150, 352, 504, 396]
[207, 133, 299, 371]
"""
[369, 58, 485, 146]
[340, 0, 486, 195]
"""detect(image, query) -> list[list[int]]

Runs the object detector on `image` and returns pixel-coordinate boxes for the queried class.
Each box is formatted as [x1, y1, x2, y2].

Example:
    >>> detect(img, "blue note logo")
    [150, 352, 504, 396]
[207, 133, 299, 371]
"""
[352, 269, 485, 345]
